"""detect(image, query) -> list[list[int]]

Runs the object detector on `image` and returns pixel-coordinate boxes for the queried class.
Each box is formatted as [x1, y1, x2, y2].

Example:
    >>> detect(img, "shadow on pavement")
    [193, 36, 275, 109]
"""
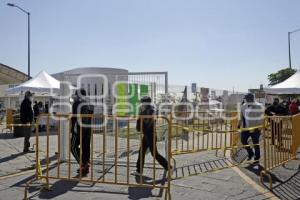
[244, 164, 282, 184]
[38, 180, 78, 199]
[128, 187, 153, 200]
[0, 152, 27, 163]
[272, 169, 300, 200]
[0, 130, 58, 140]
[127, 172, 167, 199]
[172, 158, 231, 179]
[242, 161, 300, 200]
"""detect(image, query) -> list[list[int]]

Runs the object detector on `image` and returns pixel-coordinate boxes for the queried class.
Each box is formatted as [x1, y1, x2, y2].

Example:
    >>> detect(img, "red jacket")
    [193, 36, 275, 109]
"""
[289, 102, 299, 115]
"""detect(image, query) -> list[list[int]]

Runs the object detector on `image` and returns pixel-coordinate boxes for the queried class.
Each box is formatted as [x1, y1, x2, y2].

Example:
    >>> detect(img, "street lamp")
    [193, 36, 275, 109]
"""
[288, 28, 300, 69]
[7, 3, 31, 80]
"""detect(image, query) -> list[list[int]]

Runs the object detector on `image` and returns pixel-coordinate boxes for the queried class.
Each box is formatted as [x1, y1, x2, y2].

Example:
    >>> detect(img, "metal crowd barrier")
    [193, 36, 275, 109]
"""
[18, 111, 300, 197]
[170, 111, 239, 157]
[24, 113, 172, 200]
[260, 114, 300, 190]
[169, 111, 300, 189]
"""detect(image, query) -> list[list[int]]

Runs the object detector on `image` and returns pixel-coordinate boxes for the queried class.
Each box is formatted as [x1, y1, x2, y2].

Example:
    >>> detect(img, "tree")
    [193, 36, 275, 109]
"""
[268, 68, 296, 86]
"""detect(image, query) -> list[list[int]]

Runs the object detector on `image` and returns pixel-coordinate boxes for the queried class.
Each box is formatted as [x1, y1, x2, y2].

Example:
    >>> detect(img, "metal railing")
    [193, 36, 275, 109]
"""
[24, 113, 172, 200]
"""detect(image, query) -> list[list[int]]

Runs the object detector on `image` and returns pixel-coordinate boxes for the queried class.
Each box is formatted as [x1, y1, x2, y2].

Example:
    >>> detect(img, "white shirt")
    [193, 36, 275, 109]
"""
[240, 102, 264, 128]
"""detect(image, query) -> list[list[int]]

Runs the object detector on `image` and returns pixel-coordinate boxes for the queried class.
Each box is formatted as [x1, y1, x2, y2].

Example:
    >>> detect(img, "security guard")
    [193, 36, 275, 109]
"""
[239, 93, 264, 164]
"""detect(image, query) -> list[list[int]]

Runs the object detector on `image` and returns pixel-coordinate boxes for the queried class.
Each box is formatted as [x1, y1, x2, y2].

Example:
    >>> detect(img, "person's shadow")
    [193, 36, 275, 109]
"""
[0, 151, 27, 163]
[245, 164, 282, 184]
[128, 173, 166, 199]
[128, 175, 154, 200]
[37, 179, 78, 199]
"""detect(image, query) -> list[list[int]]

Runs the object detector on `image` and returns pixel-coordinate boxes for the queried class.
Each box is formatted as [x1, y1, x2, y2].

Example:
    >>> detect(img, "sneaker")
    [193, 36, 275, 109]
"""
[252, 158, 260, 165]
[131, 171, 142, 176]
[77, 164, 89, 174]
[23, 149, 34, 153]
[23, 149, 29, 153]
[247, 153, 254, 161]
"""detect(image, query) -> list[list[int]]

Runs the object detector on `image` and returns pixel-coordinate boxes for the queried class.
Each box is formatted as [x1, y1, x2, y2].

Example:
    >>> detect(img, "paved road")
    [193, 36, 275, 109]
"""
[0, 130, 296, 200]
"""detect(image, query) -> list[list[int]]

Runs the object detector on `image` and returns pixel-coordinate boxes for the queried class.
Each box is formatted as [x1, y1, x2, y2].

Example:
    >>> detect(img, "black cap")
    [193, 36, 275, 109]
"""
[140, 96, 151, 103]
[25, 90, 34, 97]
[244, 93, 254, 100]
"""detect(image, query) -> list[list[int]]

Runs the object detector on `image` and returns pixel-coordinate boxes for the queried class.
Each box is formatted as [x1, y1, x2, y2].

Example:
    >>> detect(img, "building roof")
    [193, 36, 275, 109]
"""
[53, 67, 128, 75]
[0, 63, 28, 84]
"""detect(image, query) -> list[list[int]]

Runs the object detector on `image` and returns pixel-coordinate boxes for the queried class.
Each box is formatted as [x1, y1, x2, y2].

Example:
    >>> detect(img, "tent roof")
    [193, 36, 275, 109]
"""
[6, 70, 60, 95]
[264, 70, 300, 94]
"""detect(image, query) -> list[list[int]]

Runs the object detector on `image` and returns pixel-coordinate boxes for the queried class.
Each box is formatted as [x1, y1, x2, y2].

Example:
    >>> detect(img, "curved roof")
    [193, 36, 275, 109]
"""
[53, 67, 128, 75]
[0, 63, 28, 84]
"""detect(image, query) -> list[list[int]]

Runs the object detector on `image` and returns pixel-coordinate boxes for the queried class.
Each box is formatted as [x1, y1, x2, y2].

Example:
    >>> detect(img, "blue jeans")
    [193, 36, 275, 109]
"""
[241, 130, 261, 160]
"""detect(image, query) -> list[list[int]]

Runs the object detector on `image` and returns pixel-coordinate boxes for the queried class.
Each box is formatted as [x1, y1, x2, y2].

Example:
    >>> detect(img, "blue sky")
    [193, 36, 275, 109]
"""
[1, 0, 300, 92]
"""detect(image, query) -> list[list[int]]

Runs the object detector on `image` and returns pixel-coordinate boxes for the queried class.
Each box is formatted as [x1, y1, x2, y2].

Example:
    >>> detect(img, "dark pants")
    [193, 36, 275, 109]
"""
[241, 130, 261, 160]
[71, 127, 91, 165]
[23, 126, 31, 151]
[136, 133, 168, 173]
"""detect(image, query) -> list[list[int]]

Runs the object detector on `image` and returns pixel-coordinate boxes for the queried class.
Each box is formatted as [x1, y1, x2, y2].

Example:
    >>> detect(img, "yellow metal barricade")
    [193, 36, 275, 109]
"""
[23, 111, 300, 197]
[6, 109, 14, 131]
[169, 111, 267, 180]
[291, 114, 300, 156]
[170, 111, 239, 156]
[260, 115, 299, 190]
[24, 113, 172, 200]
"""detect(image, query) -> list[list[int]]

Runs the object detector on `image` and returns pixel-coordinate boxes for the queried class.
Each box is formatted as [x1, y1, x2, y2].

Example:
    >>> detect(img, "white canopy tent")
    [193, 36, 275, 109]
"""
[6, 70, 60, 95]
[264, 70, 300, 94]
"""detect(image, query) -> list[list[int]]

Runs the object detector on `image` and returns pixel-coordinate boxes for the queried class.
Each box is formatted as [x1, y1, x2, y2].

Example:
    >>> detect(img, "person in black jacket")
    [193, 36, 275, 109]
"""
[20, 91, 34, 152]
[265, 98, 287, 146]
[132, 96, 170, 176]
[265, 98, 288, 116]
[71, 88, 94, 175]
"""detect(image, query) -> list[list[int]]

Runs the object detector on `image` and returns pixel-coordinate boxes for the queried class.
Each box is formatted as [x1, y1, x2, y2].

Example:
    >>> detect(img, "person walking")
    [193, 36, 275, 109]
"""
[71, 88, 94, 175]
[20, 91, 34, 153]
[132, 96, 171, 176]
[239, 93, 264, 164]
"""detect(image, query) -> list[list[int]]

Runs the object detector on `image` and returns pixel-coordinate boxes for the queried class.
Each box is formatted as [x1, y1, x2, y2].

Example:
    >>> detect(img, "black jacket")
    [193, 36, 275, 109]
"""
[265, 104, 288, 116]
[33, 103, 39, 117]
[20, 98, 33, 123]
[71, 98, 94, 134]
[137, 105, 155, 135]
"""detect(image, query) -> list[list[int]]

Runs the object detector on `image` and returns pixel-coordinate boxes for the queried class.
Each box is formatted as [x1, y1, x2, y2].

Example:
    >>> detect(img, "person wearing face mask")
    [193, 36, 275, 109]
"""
[20, 91, 34, 153]
[239, 93, 264, 164]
